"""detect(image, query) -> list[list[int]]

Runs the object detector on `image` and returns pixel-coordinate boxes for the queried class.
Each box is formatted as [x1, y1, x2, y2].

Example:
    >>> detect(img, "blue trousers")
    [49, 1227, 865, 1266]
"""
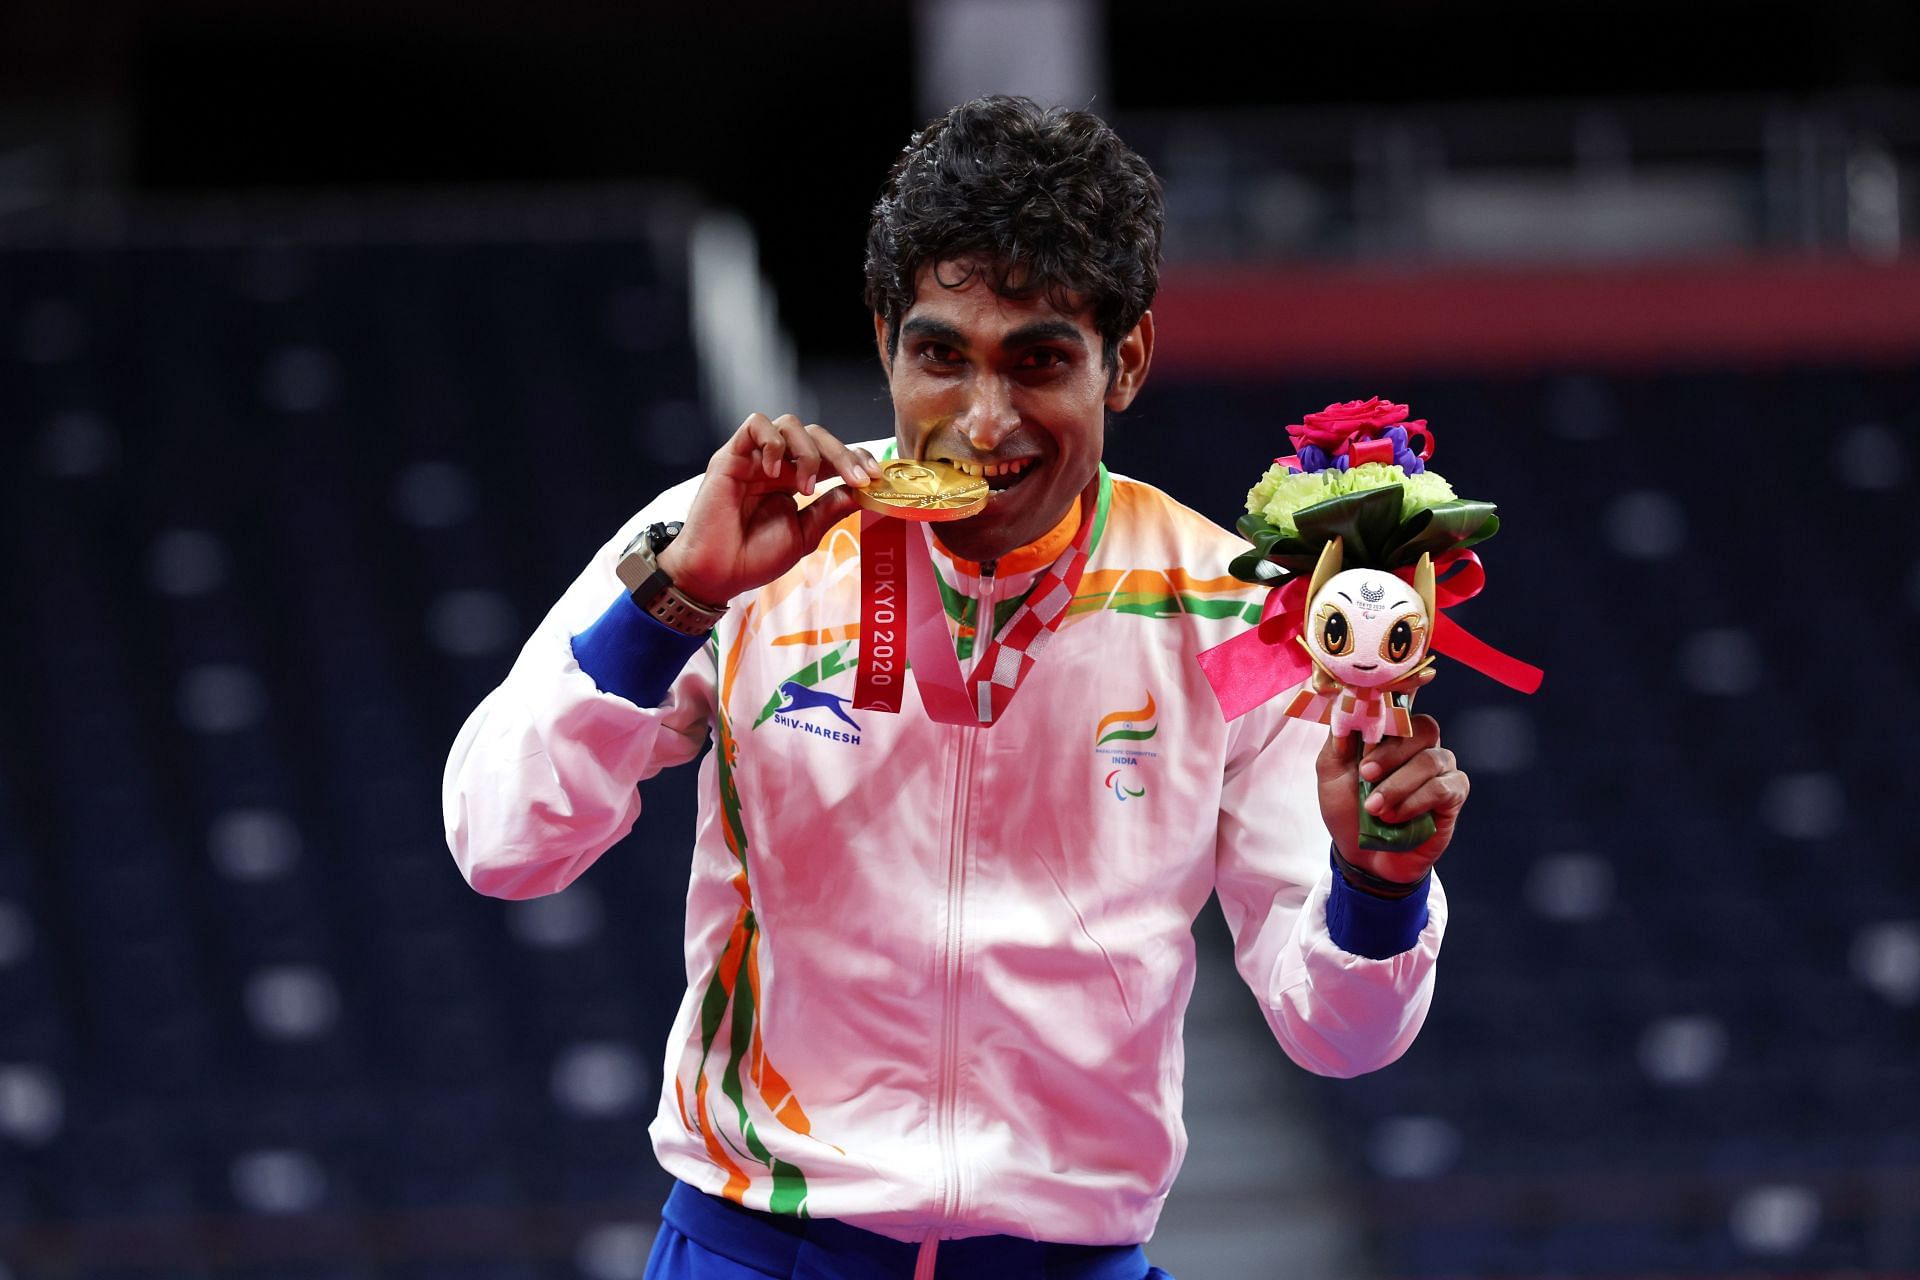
[644, 1182, 1175, 1280]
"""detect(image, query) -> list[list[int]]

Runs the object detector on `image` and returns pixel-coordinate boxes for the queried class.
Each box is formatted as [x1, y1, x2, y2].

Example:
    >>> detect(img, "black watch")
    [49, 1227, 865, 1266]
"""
[615, 521, 727, 636]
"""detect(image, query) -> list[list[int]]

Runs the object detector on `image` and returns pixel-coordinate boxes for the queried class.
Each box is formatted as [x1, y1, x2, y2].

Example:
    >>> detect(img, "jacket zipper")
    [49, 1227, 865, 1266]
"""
[927, 560, 996, 1271]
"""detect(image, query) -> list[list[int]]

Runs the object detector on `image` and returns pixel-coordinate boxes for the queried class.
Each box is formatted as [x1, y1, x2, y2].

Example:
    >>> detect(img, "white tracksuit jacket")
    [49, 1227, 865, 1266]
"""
[443, 458, 1446, 1246]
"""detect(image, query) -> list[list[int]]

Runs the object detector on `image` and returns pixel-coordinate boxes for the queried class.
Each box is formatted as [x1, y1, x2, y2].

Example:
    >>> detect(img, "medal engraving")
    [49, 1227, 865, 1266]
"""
[850, 460, 989, 522]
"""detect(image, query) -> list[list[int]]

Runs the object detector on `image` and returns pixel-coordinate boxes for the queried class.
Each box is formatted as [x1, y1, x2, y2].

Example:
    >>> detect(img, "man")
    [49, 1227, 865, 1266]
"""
[444, 96, 1467, 1280]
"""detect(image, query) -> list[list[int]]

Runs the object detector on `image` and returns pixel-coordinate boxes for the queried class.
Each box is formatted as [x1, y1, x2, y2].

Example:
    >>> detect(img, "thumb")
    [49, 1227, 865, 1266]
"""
[1316, 729, 1361, 856]
[794, 485, 861, 548]
[1316, 727, 1361, 783]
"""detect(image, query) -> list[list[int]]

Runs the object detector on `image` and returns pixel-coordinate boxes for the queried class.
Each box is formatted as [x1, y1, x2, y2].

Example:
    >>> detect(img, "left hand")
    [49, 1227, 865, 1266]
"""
[1316, 714, 1469, 886]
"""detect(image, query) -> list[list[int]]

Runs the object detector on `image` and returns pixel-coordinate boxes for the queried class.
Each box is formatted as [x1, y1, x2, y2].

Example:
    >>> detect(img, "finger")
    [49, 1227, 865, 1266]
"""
[1315, 730, 1362, 783]
[1359, 715, 1441, 781]
[1366, 761, 1469, 823]
[1365, 745, 1459, 808]
[738, 412, 787, 480]
[709, 413, 772, 482]
[774, 415, 824, 495]
[804, 424, 873, 487]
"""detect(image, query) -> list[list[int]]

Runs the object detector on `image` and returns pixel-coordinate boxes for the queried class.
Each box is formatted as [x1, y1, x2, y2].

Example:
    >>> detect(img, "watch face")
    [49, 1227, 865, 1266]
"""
[619, 521, 687, 595]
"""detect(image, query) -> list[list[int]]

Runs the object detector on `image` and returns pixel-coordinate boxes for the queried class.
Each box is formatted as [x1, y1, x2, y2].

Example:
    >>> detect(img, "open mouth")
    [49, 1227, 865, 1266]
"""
[932, 454, 1039, 493]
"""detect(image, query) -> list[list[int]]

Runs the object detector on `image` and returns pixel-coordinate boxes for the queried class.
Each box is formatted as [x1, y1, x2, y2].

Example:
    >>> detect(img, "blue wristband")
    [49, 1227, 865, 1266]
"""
[1325, 851, 1430, 959]
[570, 591, 708, 707]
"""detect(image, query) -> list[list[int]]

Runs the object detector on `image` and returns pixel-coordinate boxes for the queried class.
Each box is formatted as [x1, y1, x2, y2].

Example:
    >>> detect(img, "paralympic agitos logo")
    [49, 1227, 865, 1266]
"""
[1093, 693, 1158, 801]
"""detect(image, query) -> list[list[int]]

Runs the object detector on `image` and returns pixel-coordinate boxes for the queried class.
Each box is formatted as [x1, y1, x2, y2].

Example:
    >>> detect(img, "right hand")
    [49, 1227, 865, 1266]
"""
[655, 413, 883, 605]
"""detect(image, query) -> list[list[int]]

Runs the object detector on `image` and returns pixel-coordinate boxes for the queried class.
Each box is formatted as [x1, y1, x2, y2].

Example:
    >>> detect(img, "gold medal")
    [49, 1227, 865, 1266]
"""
[849, 459, 988, 522]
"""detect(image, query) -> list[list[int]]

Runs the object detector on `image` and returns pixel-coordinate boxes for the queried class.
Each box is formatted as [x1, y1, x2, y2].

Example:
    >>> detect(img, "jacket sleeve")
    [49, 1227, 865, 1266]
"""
[442, 476, 716, 900]
[1212, 703, 1447, 1078]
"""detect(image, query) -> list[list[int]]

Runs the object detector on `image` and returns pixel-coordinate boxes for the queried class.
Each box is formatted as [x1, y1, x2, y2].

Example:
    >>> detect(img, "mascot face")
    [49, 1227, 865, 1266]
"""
[1304, 549, 1433, 688]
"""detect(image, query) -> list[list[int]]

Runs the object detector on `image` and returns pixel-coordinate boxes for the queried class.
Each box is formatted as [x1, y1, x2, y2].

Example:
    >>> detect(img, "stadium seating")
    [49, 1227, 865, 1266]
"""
[2, 230, 1913, 1275]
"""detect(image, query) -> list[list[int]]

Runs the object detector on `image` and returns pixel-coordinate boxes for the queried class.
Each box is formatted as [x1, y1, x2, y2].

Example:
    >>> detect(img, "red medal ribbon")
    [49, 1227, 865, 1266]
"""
[853, 511, 907, 713]
[854, 475, 1099, 726]
[1197, 546, 1542, 722]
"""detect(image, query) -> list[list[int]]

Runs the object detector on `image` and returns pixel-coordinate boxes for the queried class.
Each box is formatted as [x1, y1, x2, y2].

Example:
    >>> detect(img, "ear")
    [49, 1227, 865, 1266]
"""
[873, 313, 893, 377]
[1414, 552, 1436, 627]
[1104, 310, 1155, 411]
[1307, 535, 1343, 603]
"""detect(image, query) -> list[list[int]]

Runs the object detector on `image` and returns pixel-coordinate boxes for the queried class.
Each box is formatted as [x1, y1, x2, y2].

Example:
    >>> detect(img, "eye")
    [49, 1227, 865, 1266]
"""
[1020, 348, 1067, 370]
[1381, 614, 1421, 663]
[1319, 606, 1352, 656]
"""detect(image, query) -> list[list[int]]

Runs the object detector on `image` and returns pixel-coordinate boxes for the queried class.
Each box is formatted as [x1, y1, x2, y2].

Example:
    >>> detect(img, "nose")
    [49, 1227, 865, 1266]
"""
[956, 375, 1019, 451]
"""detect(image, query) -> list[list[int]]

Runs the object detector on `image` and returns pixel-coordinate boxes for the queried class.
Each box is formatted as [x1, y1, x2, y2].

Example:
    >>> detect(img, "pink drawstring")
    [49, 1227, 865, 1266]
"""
[913, 1233, 938, 1280]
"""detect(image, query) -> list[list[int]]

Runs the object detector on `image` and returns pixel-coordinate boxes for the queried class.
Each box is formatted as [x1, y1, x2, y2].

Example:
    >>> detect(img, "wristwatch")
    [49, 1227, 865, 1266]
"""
[616, 521, 728, 636]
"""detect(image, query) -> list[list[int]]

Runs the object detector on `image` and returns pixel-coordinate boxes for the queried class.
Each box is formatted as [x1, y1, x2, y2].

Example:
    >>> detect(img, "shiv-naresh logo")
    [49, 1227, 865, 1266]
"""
[770, 680, 862, 745]
[1093, 693, 1157, 801]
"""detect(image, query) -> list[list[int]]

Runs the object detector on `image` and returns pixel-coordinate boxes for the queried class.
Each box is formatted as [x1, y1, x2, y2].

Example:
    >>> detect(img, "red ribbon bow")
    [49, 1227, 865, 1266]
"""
[1196, 547, 1543, 721]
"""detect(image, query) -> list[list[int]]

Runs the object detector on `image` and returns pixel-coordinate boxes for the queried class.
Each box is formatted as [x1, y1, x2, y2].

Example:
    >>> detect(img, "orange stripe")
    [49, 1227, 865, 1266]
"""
[694, 1073, 752, 1203]
[716, 912, 749, 994]
[1094, 692, 1156, 743]
[772, 623, 860, 647]
[776, 1097, 810, 1134]
[686, 907, 752, 1148]
[720, 605, 755, 712]
[1077, 567, 1251, 598]
[746, 943, 768, 1095]
[744, 937, 813, 1136]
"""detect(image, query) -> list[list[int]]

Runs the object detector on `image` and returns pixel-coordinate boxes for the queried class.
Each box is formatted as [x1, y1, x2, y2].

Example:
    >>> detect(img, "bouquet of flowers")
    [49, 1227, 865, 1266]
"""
[1197, 397, 1542, 850]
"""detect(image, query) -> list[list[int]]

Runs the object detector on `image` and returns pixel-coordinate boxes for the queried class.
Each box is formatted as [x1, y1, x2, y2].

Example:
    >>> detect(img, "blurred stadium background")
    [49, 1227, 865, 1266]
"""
[3, 2, 1917, 1276]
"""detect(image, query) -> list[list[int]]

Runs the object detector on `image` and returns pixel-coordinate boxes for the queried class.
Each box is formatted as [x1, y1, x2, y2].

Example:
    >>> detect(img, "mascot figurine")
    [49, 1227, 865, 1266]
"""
[1286, 538, 1436, 744]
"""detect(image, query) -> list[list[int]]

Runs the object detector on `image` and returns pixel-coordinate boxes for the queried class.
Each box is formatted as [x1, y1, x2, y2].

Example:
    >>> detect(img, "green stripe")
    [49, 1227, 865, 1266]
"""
[1088, 593, 1264, 622]
[1095, 726, 1158, 746]
[715, 713, 750, 869]
[693, 711, 812, 1212]
[752, 644, 855, 728]
[1089, 464, 1112, 556]
[721, 929, 810, 1217]
[690, 709, 750, 1094]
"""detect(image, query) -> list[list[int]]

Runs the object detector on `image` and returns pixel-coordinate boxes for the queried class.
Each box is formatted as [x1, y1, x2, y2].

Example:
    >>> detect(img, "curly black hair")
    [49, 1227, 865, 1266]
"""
[863, 96, 1164, 372]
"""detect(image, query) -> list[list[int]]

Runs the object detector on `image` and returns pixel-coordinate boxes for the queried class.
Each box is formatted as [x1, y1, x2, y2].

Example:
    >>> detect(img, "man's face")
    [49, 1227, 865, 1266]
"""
[875, 260, 1152, 565]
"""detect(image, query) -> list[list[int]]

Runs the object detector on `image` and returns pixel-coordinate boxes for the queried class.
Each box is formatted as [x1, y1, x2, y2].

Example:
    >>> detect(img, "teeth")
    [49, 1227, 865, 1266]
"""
[938, 456, 1033, 477]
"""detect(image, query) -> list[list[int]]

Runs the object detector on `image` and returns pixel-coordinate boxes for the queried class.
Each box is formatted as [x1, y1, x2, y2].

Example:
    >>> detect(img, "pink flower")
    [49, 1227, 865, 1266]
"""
[1286, 397, 1412, 451]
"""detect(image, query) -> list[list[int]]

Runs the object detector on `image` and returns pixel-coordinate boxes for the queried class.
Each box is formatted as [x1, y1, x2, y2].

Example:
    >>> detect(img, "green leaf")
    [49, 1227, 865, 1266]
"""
[1229, 549, 1290, 583]
[1291, 486, 1406, 567]
[1383, 500, 1500, 565]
